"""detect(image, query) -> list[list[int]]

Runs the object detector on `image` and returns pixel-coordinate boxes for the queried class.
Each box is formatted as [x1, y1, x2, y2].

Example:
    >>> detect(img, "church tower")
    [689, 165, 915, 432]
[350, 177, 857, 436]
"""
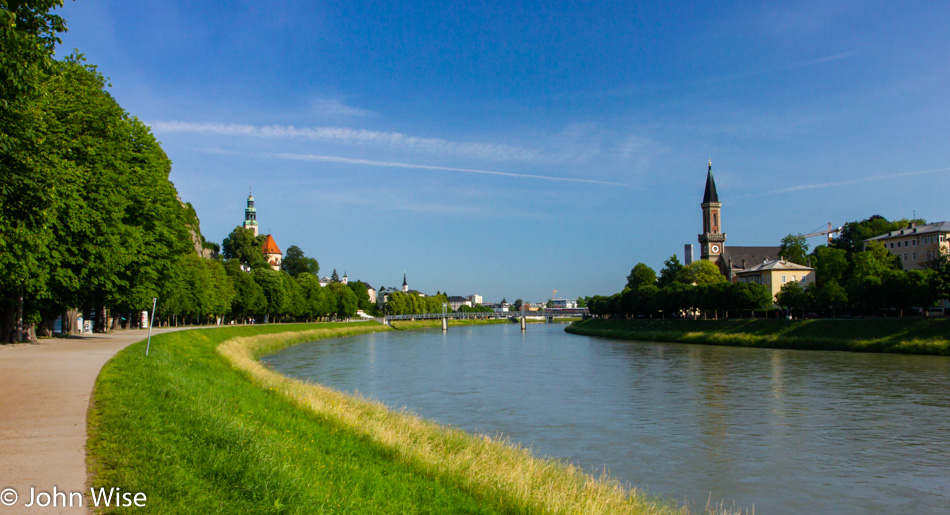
[402, 272, 408, 292]
[243, 190, 259, 236]
[698, 160, 726, 269]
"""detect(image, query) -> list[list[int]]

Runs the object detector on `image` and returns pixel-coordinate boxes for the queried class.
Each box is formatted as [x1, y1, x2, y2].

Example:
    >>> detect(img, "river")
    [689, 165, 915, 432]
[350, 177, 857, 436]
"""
[263, 323, 950, 514]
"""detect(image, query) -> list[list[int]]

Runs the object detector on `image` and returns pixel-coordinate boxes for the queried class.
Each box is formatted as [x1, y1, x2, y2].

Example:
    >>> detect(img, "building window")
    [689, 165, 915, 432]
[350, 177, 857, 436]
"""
[897, 241, 901, 247]
[781, 275, 786, 283]
[912, 240, 916, 246]
[913, 252, 917, 260]
[904, 253, 908, 260]
[890, 242, 894, 248]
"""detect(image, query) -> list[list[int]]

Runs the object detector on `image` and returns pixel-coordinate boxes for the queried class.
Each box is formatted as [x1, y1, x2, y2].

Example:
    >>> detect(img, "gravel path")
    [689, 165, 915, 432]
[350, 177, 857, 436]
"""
[0, 328, 184, 513]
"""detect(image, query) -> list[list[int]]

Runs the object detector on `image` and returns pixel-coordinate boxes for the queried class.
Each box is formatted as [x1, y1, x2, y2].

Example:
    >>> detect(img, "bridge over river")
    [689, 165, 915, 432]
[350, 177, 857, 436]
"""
[383, 308, 588, 329]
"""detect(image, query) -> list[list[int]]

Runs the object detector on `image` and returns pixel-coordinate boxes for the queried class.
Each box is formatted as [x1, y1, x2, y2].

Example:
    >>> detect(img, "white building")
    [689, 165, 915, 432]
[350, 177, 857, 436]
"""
[447, 296, 472, 310]
[863, 221, 950, 271]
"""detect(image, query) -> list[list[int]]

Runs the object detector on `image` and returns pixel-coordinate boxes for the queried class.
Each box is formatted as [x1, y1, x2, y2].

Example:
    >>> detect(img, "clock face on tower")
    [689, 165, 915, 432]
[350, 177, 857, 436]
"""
[711, 244, 720, 254]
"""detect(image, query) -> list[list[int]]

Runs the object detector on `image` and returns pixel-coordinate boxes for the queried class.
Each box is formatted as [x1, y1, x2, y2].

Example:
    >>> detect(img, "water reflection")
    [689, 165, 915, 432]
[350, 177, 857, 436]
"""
[264, 324, 950, 514]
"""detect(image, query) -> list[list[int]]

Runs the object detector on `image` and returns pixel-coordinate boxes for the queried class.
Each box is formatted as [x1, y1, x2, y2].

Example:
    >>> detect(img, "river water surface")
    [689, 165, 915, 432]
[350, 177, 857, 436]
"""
[263, 323, 950, 514]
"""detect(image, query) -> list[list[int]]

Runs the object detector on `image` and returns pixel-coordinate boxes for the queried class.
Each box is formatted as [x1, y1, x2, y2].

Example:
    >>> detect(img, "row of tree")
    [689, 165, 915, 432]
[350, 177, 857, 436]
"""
[154, 226, 376, 326]
[587, 215, 950, 320]
[775, 216, 950, 316]
[1, 1, 205, 340]
[0, 3, 375, 340]
[585, 259, 773, 319]
[153, 252, 373, 327]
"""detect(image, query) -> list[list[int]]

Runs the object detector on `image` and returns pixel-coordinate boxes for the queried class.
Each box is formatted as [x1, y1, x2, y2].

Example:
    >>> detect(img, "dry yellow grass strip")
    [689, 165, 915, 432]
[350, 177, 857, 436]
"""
[217, 328, 697, 514]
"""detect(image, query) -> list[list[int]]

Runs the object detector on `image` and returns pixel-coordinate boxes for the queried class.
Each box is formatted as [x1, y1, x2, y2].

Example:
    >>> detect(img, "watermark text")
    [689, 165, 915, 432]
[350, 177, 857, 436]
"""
[0, 487, 146, 509]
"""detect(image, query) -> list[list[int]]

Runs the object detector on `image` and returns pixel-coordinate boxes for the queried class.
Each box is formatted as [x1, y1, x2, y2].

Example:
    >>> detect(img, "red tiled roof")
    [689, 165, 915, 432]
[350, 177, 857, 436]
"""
[261, 234, 282, 255]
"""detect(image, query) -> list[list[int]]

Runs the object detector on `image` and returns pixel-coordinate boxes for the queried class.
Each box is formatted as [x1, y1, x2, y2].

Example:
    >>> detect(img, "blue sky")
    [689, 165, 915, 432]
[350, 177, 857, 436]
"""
[55, 0, 950, 303]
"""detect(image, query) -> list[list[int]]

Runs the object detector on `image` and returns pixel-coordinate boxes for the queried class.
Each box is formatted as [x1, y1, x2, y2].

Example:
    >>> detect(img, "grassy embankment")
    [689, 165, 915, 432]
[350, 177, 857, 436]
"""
[567, 318, 950, 355]
[89, 322, 691, 514]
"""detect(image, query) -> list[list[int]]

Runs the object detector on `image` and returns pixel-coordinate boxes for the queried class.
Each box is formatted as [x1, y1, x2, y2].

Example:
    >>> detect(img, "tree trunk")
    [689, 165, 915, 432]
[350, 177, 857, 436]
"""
[16, 288, 24, 343]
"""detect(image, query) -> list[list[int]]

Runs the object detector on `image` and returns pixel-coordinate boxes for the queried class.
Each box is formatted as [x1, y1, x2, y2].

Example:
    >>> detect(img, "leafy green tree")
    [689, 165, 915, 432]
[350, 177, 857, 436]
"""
[458, 304, 493, 313]
[280, 272, 305, 321]
[338, 287, 359, 319]
[776, 282, 808, 316]
[634, 284, 659, 316]
[206, 259, 234, 322]
[347, 281, 372, 311]
[222, 226, 267, 269]
[779, 234, 809, 265]
[513, 299, 524, 311]
[327, 282, 357, 318]
[626, 263, 657, 291]
[812, 246, 849, 286]
[385, 291, 408, 315]
[677, 260, 727, 285]
[281, 245, 319, 278]
[831, 215, 924, 254]
[229, 269, 266, 322]
[728, 282, 772, 316]
[426, 293, 449, 314]
[253, 268, 285, 323]
[0, 2, 66, 339]
[808, 279, 848, 315]
[296, 273, 322, 320]
[930, 255, 950, 302]
[657, 254, 685, 288]
[890, 270, 936, 315]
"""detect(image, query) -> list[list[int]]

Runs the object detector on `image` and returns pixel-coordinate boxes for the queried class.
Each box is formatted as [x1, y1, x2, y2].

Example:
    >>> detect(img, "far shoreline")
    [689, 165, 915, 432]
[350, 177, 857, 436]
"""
[565, 318, 950, 356]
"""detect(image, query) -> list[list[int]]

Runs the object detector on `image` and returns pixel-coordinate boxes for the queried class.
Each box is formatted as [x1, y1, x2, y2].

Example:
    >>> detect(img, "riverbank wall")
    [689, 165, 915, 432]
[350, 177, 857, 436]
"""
[566, 318, 950, 355]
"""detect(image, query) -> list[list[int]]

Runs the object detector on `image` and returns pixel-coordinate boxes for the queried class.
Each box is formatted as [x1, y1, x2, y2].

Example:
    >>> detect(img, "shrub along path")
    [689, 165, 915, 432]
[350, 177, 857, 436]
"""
[0, 327, 188, 514]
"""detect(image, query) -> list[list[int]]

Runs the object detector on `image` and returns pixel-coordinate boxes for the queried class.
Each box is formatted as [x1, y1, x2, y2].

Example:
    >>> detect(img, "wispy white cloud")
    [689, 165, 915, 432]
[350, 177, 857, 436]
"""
[597, 51, 857, 99]
[152, 121, 542, 162]
[766, 166, 950, 195]
[310, 97, 376, 118]
[695, 51, 857, 84]
[269, 151, 625, 186]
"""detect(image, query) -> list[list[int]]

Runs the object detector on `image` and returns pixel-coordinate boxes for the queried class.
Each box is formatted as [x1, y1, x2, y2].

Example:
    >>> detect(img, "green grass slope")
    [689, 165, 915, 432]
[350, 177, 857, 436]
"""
[87, 323, 501, 514]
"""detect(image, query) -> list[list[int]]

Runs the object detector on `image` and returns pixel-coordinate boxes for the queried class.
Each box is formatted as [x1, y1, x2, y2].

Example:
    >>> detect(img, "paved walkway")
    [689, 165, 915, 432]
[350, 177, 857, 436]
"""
[0, 328, 184, 513]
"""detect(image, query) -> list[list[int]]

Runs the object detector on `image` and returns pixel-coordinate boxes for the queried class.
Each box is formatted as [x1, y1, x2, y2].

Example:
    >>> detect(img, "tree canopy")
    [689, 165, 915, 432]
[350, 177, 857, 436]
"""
[281, 245, 320, 278]
[779, 234, 809, 265]
[626, 263, 656, 291]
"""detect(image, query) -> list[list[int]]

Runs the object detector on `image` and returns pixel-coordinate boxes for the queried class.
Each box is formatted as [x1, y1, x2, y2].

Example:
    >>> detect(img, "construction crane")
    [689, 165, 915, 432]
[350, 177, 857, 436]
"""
[802, 222, 842, 244]
[552, 289, 558, 300]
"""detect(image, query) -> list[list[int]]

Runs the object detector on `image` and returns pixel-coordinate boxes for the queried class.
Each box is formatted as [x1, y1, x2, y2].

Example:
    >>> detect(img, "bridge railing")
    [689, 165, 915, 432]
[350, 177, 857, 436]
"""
[384, 309, 588, 321]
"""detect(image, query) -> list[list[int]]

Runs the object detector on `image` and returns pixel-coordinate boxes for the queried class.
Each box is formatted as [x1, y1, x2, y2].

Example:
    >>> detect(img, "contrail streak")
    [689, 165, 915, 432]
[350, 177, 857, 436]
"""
[269, 152, 625, 186]
[767, 166, 950, 194]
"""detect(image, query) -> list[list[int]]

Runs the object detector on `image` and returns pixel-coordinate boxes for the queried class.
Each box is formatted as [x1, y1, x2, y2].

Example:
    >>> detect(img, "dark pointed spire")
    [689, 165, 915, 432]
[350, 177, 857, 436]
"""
[702, 159, 719, 204]
[403, 272, 407, 286]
